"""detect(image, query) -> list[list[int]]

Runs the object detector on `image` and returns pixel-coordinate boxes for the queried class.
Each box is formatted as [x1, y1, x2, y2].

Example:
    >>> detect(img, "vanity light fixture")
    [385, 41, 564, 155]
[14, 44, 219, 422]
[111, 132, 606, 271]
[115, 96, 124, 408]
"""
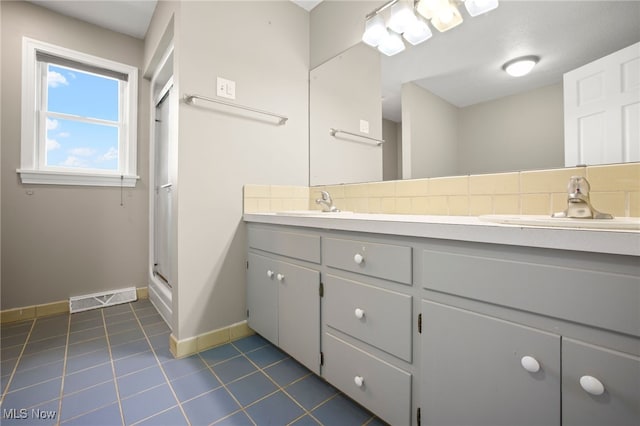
[503, 55, 539, 77]
[363, 0, 499, 56]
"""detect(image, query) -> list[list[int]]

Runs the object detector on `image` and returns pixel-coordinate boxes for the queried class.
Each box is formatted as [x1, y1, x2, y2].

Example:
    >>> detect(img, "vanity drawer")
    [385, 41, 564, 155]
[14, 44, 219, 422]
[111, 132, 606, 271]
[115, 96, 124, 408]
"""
[324, 237, 412, 285]
[422, 248, 640, 337]
[323, 333, 412, 426]
[324, 274, 412, 362]
[248, 226, 320, 263]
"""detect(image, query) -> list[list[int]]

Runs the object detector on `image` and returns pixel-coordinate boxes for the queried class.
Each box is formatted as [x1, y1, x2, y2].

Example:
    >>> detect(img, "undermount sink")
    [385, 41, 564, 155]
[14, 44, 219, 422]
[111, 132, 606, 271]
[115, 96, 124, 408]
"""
[274, 210, 354, 217]
[479, 215, 640, 230]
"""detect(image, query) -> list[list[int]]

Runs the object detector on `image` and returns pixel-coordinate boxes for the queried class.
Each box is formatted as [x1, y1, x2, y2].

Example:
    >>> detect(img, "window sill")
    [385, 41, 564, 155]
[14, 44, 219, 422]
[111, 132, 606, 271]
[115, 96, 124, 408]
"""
[17, 169, 139, 187]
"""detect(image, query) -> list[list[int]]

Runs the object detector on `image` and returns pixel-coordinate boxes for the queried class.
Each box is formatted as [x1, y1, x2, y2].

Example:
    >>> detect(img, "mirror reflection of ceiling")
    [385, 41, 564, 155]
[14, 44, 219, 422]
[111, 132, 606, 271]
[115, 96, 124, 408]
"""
[380, 1, 640, 122]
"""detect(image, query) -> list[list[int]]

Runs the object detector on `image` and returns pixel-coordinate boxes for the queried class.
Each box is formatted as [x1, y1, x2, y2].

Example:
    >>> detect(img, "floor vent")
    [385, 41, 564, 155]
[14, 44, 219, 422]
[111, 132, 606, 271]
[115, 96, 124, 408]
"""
[69, 287, 137, 313]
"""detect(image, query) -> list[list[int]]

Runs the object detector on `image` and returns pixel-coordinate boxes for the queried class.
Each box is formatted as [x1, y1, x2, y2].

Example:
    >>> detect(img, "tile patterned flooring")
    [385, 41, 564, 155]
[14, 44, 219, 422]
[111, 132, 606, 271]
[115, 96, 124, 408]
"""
[0, 300, 385, 425]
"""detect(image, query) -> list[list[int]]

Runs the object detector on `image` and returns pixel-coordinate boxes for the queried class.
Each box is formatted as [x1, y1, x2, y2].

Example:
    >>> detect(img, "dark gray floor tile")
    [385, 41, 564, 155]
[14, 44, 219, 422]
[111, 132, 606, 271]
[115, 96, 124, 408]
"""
[135, 406, 188, 426]
[9, 360, 64, 391]
[1, 345, 24, 361]
[2, 378, 62, 410]
[153, 343, 174, 363]
[198, 343, 240, 366]
[65, 350, 110, 374]
[263, 358, 309, 387]
[60, 380, 118, 421]
[286, 374, 338, 410]
[29, 316, 68, 341]
[67, 336, 108, 358]
[245, 345, 287, 368]
[141, 321, 170, 337]
[211, 356, 257, 384]
[61, 402, 121, 426]
[226, 371, 278, 406]
[23, 334, 67, 355]
[15, 346, 65, 373]
[113, 350, 158, 377]
[182, 388, 240, 426]
[290, 415, 321, 426]
[116, 365, 166, 399]
[366, 416, 390, 426]
[110, 338, 151, 360]
[311, 394, 372, 426]
[1, 357, 19, 377]
[108, 328, 144, 346]
[120, 383, 177, 425]
[231, 334, 268, 353]
[69, 318, 103, 333]
[134, 306, 159, 319]
[170, 368, 221, 402]
[63, 363, 114, 395]
[1, 321, 33, 337]
[1, 374, 11, 394]
[161, 355, 207, 381]
[106, 319, 139, 335]
[213, 410, 254, 426]
[138, 313, 164, 326]
[102, 304, 133, 317]
[69, 309, 102, 323]
[147, 332, 170, 350]
[68, 327, 105, 345]
[1, 334, 29, 348]
[104, 311, 136, 325]
[245, 391, 305, 426]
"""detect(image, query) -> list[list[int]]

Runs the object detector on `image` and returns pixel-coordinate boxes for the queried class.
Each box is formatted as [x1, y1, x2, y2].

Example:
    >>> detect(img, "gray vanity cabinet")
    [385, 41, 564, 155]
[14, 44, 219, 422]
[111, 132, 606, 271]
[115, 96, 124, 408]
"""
[247, 226, 321, 374]
[421, 300, 561, 426]
[562, 338, 640, 426]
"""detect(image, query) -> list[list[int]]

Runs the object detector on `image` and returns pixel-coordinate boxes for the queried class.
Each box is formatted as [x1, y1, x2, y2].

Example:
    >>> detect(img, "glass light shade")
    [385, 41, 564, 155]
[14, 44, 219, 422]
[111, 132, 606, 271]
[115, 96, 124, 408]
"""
[430, 2, 463, 32]
[416, 0, 444, 20]
[503, 56, 539, 77]
[362, 14, 388, 47]
[378, 31, 406, 56]
[388, 1, 417, 34]
[403, 17, 433, 45]
[465, 0, 499, 17]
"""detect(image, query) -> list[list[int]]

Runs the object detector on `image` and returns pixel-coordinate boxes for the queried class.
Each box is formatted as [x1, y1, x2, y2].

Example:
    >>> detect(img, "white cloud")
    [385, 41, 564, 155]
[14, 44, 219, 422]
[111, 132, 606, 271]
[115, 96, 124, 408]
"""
[61, 156, 85, 167]
[48, 71, 69, 88]
[46, 138, 61, 151]
[46, 118, 59, 130]
[98, 146, 118, 162]
[69, 147, 95, 157]
[58, 132, 70, 138]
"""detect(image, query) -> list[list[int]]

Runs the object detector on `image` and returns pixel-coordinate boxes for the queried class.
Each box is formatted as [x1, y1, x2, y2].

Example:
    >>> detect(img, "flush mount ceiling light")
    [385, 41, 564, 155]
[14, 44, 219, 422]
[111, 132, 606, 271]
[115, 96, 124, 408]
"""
[363, 0, 499, 56]
[503, 55, 540, 77]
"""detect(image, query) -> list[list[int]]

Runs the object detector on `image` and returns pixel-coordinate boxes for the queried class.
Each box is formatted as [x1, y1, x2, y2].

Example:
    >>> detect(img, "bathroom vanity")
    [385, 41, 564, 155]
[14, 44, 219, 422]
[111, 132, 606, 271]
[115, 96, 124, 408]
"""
[244, 212, 640, 426]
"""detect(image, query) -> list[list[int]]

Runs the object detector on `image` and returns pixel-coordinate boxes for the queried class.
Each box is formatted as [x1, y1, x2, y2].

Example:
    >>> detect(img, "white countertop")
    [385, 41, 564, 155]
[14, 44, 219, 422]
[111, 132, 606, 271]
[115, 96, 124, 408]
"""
[243, 212, 640, 257]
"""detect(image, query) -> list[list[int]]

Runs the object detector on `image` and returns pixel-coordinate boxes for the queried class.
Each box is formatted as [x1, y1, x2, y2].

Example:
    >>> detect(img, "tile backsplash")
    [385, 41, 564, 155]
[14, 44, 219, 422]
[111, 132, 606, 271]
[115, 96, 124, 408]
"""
[245, 163, 640, 217]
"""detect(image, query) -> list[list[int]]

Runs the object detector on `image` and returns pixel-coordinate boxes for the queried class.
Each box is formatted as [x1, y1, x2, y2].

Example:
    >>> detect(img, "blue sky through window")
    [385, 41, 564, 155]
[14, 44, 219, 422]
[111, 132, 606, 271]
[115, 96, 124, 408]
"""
[45, 64, 119, 170]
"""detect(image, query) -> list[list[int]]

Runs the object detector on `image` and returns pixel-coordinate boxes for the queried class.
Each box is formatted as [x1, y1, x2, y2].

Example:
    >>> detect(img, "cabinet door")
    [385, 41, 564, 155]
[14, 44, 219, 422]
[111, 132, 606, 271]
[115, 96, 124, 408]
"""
[277, 261, 321, 374]
[247, 253, 278, 345]
[421, 300, 561, 426]
[562, 338, 640, 426]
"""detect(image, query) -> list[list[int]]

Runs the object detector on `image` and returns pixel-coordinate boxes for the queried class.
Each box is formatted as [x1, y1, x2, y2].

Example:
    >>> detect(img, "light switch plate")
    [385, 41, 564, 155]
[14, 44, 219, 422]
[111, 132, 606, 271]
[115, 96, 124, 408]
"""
[360, 119, 370, 134]
[217, 77, 236, 100]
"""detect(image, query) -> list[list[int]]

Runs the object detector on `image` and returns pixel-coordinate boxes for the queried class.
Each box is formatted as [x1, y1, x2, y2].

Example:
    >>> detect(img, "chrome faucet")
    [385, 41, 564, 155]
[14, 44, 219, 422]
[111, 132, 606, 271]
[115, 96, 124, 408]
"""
[315, 191, 340, 212]
[552, 176, 613, 219]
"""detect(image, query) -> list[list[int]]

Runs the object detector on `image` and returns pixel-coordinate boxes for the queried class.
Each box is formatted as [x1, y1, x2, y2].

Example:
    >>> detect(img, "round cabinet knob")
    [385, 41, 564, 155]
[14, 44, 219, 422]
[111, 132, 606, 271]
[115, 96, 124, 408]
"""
[266, 270, 274, 279]
[520, 356, 541, 373]
[580, 375, 605, 396]
[276, 273, 285, 282]
[354, 376, 364, 387]
[354, 253, 364, 264]
[354, 308, 365, 319]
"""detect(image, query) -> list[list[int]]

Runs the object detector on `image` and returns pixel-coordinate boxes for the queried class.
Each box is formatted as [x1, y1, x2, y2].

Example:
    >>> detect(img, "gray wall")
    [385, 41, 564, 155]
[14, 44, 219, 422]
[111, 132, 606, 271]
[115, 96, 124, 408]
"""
[382, 118, 400, 181]
[458, 83, 564, 174]
[1, 1, 149, 310]
[402, 82, 458, 179]
[145, 1, 310, 340]
[310, 43, 382, 185]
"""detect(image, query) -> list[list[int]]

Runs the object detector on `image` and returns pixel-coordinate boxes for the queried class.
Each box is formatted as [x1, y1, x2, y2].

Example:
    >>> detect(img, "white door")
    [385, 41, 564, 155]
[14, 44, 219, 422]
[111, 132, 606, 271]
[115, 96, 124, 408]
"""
[154, 85, 173, 292]
[564, 42, 640, 166]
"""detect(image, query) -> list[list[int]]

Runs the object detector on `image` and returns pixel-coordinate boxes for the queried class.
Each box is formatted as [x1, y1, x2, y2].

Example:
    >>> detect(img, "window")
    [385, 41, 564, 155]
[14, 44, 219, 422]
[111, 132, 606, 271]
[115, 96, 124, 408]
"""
[19, 38, 139, 186]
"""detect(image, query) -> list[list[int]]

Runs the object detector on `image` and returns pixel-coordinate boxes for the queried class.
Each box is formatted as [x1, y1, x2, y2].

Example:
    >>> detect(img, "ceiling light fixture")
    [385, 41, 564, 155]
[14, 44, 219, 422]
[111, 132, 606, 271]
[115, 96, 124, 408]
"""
[503, 55, 540, 77]
[363, 0, 499, 56]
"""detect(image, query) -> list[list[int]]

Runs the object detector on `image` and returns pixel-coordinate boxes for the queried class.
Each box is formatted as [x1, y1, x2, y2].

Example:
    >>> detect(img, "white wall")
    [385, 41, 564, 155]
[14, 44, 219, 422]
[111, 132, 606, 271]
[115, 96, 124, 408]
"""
[382, 118, 399, 181]
[458, 83, 564, 174]
[1, 1, 149, 310]
[402, 82, 458, 179]
[144, 1, 310, 340]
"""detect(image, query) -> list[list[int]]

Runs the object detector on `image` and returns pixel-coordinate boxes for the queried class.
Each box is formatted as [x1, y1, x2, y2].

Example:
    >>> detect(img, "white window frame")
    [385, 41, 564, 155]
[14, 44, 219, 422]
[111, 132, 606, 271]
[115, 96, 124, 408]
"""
[18, 37, 139, 187]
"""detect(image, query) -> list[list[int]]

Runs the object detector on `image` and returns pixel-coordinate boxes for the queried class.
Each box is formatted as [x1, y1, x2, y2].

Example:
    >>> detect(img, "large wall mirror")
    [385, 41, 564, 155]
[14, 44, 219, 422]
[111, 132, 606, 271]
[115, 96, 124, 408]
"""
[309, 1, 640, 185]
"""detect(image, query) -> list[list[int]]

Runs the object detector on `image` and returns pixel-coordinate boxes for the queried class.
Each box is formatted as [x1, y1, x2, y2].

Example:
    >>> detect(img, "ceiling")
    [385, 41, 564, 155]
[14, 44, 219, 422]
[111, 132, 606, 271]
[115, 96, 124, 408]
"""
[381, 1, 640, 121]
